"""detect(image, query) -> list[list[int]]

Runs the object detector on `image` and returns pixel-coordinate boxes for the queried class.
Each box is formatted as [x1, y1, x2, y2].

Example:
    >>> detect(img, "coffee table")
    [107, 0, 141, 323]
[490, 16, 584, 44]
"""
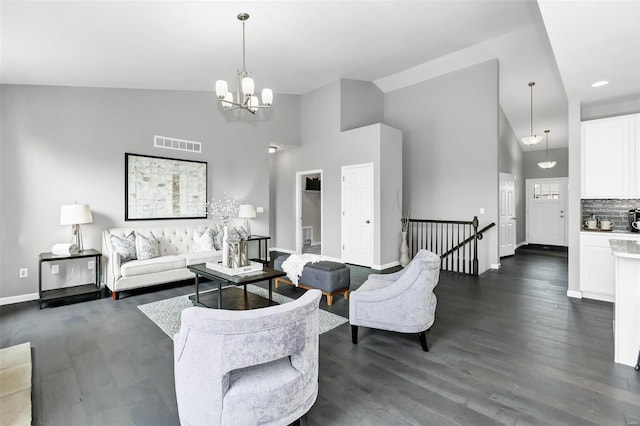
[188, 263, 286, 309]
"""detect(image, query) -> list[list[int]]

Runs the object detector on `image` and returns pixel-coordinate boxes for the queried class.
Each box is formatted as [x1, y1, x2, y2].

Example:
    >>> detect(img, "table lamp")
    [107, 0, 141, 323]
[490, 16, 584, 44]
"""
[238, 204, 256, 237]
[60, 204, 93, 254]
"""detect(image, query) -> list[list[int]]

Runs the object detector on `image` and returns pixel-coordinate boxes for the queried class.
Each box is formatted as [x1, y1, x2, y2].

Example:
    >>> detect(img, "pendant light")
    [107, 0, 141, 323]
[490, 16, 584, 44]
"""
[538, 130, 556, 169]
[215, 13, 273, 114]
[521, 82, 542, 145]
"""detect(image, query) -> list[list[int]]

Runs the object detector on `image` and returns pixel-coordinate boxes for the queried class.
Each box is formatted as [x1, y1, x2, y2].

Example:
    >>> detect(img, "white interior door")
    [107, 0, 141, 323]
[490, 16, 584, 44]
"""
[526, 178, 568, 246]
[341, 163, 373, 267]
[499, 172, 516, 257]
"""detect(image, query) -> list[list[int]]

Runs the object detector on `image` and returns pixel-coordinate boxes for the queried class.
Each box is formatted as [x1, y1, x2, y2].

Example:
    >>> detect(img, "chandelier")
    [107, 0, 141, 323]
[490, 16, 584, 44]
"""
[521, 82, 542, 145]
[215, 13, 273, 114]
[538, 130, 557, 169]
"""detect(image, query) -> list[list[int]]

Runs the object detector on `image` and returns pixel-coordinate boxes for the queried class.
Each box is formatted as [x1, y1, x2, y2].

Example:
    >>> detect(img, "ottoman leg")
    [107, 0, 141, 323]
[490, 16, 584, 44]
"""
[326, 294, 334, 306]
[351, 325, 359, 344]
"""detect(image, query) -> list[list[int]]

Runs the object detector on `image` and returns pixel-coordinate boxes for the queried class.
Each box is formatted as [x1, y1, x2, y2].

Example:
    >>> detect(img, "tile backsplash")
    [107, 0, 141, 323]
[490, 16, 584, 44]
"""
[581, 199, 640, 231]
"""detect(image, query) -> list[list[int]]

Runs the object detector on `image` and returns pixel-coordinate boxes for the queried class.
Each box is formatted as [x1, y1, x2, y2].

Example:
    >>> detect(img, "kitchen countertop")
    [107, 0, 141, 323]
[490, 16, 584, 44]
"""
[581, 229, 636, 235]
[609, 239, 640, 259]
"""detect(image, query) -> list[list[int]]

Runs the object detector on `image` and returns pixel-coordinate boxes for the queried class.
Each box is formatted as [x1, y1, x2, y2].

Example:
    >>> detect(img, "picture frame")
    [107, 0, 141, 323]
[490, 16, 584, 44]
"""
[125, 153, 207, 221]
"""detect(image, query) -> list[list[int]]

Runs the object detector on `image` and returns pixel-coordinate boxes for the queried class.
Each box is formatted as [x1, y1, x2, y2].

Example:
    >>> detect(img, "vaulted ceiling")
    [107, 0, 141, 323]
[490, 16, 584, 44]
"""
[2, 1, 639, 151]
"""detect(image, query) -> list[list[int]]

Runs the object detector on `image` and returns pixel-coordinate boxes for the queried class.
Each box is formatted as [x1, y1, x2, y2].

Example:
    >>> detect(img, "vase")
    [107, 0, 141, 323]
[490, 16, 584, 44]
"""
[222, 225, 229, 267]
[400, 231, 409, 267]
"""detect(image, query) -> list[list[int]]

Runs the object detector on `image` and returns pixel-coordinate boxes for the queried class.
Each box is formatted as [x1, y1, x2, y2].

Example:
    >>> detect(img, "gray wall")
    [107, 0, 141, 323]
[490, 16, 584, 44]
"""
[384, 60, 500, 273]
[498, 106, 526, 244]
[340, 79, 384, 131]
[0, 84, 300, 300]
[523, 147, 569, 179]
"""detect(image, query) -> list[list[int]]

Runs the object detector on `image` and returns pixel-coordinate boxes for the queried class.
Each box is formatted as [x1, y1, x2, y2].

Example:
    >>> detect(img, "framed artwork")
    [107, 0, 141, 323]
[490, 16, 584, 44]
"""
[125, 153, 207, 220]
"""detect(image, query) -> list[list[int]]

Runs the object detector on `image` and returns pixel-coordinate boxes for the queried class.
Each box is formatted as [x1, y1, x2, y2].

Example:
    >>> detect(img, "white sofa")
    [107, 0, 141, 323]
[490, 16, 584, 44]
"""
[102, 225, 222, 300]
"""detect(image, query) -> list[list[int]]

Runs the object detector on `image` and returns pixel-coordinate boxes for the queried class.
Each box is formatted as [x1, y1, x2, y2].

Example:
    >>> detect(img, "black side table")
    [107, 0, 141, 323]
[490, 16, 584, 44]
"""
[38, 249, 102, 309]
[247, 235, 271, 264]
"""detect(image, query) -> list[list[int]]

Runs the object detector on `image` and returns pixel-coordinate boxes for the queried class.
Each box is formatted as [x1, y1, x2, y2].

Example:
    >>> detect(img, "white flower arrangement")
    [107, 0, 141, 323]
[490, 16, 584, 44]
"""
[205, 193, 239, 226]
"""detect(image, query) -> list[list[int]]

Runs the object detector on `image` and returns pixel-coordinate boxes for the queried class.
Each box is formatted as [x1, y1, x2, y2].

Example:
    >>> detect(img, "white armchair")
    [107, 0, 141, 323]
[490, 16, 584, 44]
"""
[174, 289, 322, 426]
[349, 250, 441, 351]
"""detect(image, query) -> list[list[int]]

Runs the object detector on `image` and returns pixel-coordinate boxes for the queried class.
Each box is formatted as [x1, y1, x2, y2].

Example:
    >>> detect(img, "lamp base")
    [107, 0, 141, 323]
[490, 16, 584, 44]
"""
[243, 219, 252, 238]
[70, 224, 84, 254]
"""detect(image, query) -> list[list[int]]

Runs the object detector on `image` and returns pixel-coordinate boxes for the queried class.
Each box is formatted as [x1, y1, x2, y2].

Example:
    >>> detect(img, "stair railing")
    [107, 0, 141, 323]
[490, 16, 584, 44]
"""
[406, 216, 495, 276]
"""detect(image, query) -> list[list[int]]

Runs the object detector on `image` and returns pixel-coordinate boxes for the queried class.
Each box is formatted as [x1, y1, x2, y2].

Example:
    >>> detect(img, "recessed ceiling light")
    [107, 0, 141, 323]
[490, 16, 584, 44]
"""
[590, 81, 609, 88]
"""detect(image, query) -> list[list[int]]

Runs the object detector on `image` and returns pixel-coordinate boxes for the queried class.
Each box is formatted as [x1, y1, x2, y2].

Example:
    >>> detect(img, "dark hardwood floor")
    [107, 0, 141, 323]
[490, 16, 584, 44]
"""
[1, 249, 639, 425]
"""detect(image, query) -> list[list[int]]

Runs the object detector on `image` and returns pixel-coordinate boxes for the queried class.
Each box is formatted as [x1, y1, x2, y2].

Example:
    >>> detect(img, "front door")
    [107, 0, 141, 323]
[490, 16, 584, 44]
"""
[341, 163, 374, 267]
[499, 172, 516, 257]
[526, 178, 568, 246]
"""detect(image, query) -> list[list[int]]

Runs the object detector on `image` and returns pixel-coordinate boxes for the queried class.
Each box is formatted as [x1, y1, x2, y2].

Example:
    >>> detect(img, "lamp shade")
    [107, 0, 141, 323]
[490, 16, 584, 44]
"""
[242, 77, 255, 96]
[60, 204, 93, 225]
[262, 88, 273, 106]
[215, 80, 228, 99]
[238, 204, 256, 219]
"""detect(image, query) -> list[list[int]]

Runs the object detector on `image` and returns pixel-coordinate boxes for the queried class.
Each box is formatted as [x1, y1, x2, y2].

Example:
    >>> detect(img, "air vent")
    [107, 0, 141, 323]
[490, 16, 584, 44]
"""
[154, 135, 202, 153]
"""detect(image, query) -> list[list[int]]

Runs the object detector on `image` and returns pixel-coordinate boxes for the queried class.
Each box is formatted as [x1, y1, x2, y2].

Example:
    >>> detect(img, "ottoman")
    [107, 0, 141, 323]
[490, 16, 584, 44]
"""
[274, 255, 350, 306]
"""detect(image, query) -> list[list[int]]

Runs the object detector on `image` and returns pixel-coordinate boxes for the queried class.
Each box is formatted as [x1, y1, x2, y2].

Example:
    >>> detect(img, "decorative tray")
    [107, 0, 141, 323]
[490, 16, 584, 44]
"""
[205, 261, 263, 276]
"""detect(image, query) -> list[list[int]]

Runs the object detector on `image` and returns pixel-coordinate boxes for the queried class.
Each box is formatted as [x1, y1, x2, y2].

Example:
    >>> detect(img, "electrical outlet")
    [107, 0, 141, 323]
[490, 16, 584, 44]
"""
[480, 208, 485, 214]
[88, 260, 95, 270]
[51, 265, 59, 274]
[19, 268, 28, 278]
[256, 207, 264, 213]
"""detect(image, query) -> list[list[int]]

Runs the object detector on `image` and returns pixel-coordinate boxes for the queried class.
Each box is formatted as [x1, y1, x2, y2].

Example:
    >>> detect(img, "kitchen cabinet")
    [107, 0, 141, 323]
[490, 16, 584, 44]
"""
[580, 232, 638, 302]
[581, 113, 640, 198]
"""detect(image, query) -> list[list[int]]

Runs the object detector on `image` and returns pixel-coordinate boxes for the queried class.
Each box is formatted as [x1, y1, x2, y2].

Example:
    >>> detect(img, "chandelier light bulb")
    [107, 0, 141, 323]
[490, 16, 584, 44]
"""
[242, 77, 255, 96]
[262, 88, 273, 106]
[215, 80, 228, 99]
[222, 92, 234, 109]
[249, 96, 259, 112]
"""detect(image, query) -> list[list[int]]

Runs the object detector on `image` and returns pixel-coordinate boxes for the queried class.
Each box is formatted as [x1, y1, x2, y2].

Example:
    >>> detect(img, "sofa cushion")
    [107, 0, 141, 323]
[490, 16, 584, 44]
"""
[120, 255, 186, 277]
[109, 232, 137, 262]
[180, 251, 221, 266]
[222, 357, 303, 425]
[191, 228, 215, 252]
[136, 232, 160, 260]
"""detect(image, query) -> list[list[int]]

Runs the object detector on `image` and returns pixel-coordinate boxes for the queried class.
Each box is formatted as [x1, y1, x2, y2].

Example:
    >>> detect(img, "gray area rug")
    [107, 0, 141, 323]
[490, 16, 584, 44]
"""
[138, 284, 348, 339]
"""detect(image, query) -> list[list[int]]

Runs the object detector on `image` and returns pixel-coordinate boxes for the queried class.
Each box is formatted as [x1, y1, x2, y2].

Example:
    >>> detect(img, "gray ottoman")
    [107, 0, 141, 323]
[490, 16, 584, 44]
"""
[274, 255, 350, 306]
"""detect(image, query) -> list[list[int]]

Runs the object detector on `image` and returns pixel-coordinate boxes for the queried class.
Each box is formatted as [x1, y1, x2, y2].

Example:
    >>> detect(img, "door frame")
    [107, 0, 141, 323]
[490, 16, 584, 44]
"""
[295, 169, 323, 254]
[499, 172, 517, 257]
[341, 162, 374, 267]
[526, 177, 569, 246]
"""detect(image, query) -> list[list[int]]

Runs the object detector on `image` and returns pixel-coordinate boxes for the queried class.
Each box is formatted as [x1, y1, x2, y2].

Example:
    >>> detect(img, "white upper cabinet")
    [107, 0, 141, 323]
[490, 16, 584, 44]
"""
[581, 113, 640, 198]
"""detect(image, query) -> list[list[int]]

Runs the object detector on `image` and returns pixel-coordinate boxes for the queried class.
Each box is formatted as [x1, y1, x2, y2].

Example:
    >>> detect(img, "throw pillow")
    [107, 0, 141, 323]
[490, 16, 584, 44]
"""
[109, 232, 137, 262]
[213, 228, 225, 250]
[192, 228, 215, 252]
[136, 232, 160, 260]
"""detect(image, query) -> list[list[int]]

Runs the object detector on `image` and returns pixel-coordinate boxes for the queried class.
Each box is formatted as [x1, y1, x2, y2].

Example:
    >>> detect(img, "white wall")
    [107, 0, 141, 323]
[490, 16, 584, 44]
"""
[384, 60, 500, 273]
[0, 85, 300, 300]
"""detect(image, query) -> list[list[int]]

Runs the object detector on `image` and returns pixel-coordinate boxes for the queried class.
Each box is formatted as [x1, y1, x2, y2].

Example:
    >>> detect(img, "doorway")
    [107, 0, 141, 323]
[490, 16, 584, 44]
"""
[296, 170, 323, 254]
[341, 163, 374, 267]
[499, 172, 516, 257]
[526, 178, 568, 246]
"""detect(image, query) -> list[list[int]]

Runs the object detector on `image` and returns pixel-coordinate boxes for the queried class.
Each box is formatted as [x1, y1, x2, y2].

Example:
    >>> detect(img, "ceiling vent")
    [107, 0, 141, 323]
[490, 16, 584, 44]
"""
[154, 135, 202, 153]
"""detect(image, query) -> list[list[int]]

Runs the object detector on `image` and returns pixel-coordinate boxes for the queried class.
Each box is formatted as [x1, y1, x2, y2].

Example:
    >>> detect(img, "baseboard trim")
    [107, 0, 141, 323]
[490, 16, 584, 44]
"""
[516, 241, 527, 248]
[566, 290, 582, 299]
[0, 292, 39, 306]
[269, 247, 295, 255]
[490, 263, 501, 270]
[372, 260, 400, 271]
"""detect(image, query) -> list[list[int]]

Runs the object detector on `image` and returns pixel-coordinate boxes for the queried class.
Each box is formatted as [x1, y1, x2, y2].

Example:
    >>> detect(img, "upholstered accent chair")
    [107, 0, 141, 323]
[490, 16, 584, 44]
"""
[174, 289, 322, 426]
[349, 249, 441, 351]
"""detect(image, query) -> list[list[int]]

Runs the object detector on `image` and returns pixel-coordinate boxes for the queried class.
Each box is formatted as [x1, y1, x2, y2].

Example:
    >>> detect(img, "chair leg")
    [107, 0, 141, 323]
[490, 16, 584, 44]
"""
[351, 325, 358, 344]
[418, 331, 429, 352]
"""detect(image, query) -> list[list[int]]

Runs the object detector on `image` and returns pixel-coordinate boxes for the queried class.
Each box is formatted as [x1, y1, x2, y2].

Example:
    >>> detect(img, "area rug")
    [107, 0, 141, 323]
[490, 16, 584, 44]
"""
[138, 284, 348, 339]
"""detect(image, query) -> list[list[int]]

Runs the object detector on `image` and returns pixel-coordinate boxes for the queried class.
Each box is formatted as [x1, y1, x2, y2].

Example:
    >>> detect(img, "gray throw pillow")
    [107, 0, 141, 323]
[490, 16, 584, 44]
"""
[213, 228, 224, 250]
[192, 228, 215, 252]
[109, 232, 137, 262]
[136, 232, 160, 260]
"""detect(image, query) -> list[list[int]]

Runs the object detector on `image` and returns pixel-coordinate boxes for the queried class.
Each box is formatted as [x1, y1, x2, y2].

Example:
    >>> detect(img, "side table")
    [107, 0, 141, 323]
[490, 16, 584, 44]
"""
[247, 235, 271, 264]
[38, 249, 102, 309]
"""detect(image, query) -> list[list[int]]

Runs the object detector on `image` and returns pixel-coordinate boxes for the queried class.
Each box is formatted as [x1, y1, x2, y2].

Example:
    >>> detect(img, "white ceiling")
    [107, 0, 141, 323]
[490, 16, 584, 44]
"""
[1, 1, 639, 152]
